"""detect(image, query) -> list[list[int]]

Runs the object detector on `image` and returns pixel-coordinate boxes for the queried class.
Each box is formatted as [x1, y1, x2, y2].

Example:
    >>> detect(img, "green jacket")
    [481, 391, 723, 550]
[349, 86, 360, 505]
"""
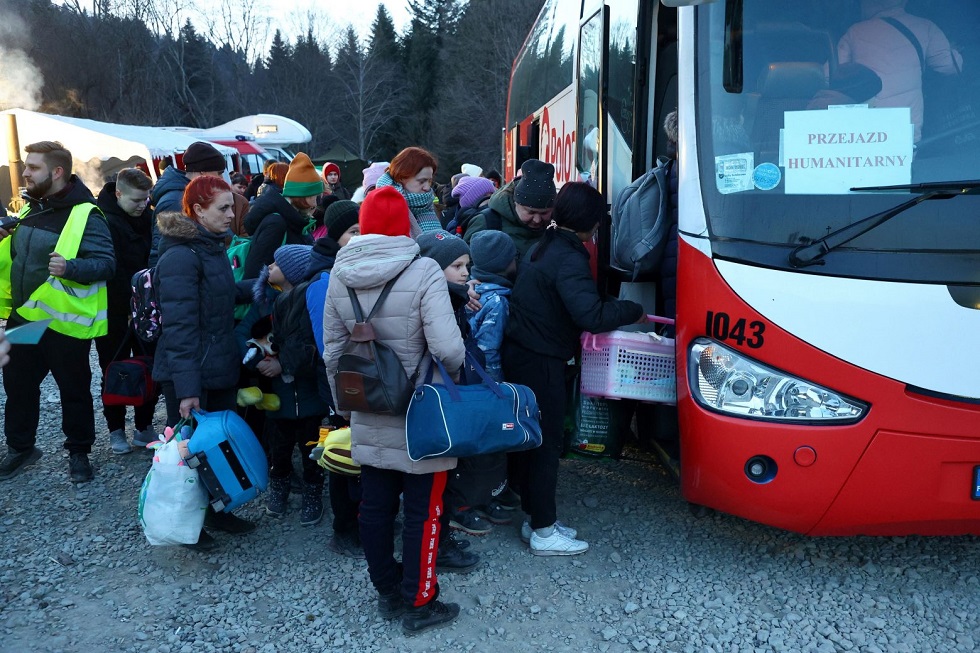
[462, 179, 544, 261]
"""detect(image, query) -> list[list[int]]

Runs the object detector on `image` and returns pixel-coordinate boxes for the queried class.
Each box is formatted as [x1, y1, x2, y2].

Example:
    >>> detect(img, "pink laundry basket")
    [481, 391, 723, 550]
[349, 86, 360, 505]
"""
[580, 316, 676, 404]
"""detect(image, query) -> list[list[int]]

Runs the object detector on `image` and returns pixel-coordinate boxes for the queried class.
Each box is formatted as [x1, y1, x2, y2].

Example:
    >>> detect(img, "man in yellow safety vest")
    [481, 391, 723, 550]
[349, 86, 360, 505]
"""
[0, 141, 115, 483]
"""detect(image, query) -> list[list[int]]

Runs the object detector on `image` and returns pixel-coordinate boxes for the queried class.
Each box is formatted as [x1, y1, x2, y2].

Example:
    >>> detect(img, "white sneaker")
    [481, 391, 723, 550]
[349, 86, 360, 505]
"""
[132, 427, 158, 449]
[521, 519, 577, 544]
[109, 429, 133, 455]
[529, 527, 589, 557]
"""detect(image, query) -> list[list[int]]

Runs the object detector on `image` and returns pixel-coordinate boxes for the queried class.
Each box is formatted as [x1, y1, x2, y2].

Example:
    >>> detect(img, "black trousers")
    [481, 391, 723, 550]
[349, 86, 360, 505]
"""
[502, 341, 567, 530]
[359, 465, 446, 607]
[3, 329, 95, 455]
[268, 415, 324, 486]
[329, 470, 361, 534]
[94, 319, 158, 432]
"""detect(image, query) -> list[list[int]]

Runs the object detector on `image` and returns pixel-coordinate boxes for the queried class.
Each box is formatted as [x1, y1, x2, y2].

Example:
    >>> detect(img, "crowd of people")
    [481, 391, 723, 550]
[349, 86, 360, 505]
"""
[0, 139, 649, 636]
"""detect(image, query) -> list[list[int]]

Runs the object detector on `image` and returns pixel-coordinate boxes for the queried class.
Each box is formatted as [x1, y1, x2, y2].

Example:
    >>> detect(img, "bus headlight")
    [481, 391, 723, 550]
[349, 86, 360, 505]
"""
[689, 339, 867, 422]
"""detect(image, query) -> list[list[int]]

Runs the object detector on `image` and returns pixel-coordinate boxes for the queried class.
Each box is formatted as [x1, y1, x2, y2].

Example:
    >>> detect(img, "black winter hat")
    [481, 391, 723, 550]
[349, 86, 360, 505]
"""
[182, 141, 226, 173]
[324, 200, 359, 243]
[514, 159, 556, 209]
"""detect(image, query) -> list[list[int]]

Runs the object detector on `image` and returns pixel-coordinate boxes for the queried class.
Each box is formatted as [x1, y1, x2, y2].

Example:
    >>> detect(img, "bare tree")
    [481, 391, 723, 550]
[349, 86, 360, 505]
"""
[199, 0, 270, 67]
[332, 27, 406, 160]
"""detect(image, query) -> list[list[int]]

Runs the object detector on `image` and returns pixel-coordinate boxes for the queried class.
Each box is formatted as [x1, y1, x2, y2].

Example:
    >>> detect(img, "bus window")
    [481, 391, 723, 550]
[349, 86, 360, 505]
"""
[606, 0, 641, 200]
[576, 10, 603, 186]
[695, 0, 980, 284]
[508, 0, 578, 130]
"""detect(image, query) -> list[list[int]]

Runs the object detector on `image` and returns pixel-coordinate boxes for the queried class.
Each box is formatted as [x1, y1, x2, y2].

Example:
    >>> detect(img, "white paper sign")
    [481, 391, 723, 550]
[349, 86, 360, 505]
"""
[715, 152, 755, 194]
[781, 107, 913, 194]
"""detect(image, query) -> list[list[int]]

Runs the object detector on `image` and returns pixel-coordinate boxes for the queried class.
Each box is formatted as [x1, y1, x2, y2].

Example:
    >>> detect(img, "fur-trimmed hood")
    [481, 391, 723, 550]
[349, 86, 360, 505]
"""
[156, 211, 200, 240]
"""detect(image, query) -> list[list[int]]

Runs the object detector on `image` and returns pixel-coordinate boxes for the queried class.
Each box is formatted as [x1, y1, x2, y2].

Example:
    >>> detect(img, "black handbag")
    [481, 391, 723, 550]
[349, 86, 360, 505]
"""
[334, 276, 422, 415]
[102, 328, 156, 407]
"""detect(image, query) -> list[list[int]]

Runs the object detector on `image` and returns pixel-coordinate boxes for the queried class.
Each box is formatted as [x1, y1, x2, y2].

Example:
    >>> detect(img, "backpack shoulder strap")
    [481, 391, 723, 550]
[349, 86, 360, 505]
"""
[347, 274, 399, 323]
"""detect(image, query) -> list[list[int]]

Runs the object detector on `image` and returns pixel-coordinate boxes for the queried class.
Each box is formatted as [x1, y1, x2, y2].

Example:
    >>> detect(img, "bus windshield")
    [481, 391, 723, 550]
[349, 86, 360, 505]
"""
[696, 0, 980, 284]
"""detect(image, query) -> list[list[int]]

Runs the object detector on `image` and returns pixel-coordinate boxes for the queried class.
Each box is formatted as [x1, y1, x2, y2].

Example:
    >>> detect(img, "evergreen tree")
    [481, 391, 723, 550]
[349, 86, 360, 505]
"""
[398, 0, 461, 148]
[367, 5, 405, 159]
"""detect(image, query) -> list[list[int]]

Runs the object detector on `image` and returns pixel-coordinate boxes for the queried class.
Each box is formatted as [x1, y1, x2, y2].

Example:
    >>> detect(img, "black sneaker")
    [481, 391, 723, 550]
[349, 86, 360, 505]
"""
[204, 509, 256, 534]
[328, 530, 365, 559]
[182, 530, 217, 552]
[378, 587, 405, 620]
[436, 537, 480, 573]
[448, 531, 471, 550]
[401, 599, 460, 635]
[449, 509, 492, 535]
[474, 501, 514, 525]
[68, 453, 93, 483]
[0, 447, 42, 481]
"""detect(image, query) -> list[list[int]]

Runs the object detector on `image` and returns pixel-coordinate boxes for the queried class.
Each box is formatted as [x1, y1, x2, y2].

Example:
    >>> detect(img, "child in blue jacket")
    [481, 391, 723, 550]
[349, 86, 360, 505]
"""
[466, 230, 517, 382]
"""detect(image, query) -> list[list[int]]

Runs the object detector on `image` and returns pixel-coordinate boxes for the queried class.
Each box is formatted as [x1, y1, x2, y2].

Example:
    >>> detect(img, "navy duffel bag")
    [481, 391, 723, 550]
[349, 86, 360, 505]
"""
[405, 353, 542, 461]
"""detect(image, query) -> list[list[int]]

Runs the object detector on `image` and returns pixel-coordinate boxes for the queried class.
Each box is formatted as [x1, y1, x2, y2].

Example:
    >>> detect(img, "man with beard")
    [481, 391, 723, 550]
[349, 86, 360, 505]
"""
[0, 141, 115, 483]
[94, 168, 159, 454]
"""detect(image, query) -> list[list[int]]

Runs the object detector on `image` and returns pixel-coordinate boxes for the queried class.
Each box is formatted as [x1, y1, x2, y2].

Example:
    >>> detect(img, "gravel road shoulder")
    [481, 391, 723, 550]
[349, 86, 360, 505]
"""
[1, 361, 979, 653]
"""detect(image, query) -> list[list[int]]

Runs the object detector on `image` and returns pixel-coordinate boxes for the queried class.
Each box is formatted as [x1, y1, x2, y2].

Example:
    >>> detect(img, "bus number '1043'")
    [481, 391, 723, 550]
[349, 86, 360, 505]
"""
[705, 311, 765, 349]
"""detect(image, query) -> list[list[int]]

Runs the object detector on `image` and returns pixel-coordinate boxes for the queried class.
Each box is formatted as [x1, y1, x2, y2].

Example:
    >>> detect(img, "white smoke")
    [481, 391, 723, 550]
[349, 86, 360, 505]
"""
[0, 12, 43, 111]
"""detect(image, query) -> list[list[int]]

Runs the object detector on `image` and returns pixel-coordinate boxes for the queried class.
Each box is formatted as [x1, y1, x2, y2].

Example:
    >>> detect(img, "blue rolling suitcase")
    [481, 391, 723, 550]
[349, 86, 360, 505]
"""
[185, 410, 269, 512]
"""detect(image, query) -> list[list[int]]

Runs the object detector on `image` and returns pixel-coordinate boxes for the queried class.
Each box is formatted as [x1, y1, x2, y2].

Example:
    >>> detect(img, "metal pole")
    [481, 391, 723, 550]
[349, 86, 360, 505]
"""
[5, 114, 24, 214]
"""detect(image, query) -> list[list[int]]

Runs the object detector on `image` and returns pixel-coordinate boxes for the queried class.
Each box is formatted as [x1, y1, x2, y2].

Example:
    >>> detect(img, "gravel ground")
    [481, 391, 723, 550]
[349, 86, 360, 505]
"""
[2, 351, 980, 653]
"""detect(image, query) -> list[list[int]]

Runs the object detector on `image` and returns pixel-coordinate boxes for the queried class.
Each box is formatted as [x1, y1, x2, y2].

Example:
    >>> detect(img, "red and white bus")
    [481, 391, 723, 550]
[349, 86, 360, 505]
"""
[505, 0, 980, 535]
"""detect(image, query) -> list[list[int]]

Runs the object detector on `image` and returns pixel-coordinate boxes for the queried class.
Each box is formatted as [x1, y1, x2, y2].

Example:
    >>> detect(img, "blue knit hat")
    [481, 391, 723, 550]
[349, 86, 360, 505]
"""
[470, 230, 516, 282]
[274, 244, 313, 285]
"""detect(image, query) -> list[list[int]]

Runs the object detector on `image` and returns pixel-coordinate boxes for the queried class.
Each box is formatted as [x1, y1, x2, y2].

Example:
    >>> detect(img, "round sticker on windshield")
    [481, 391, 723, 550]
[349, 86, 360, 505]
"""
[753, 163, 781, 191]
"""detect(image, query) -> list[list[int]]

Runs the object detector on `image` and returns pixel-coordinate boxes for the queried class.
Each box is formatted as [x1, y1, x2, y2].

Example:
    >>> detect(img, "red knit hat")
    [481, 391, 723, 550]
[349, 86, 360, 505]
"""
[321, 162, 341, 182]
[358, 186, 411, 237]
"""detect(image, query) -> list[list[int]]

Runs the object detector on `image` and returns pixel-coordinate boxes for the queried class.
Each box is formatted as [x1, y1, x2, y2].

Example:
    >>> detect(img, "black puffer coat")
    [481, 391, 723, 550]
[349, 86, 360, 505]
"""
[505, 228, 644, 361]
[152, 212, 241, 400]
[97, 182, 152, 322]
[241, 186, 313, 279]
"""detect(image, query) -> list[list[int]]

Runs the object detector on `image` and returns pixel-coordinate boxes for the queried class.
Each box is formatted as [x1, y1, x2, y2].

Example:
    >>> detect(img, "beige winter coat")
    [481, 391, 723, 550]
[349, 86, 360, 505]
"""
[322, 234, 466, 474]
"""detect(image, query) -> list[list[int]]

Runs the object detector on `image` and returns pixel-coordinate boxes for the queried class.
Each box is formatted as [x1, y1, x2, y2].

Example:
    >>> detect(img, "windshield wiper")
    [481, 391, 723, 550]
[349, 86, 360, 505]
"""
[788, 180, 980, 268]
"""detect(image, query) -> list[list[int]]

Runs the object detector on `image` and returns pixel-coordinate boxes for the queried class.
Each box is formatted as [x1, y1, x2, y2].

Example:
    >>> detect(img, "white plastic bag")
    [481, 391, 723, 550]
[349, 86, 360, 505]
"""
[138, 432, 207, 545]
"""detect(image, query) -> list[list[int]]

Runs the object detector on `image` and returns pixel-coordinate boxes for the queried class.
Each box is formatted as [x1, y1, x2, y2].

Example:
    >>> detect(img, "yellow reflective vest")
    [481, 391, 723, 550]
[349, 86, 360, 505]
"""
[0, 202, 108, 339]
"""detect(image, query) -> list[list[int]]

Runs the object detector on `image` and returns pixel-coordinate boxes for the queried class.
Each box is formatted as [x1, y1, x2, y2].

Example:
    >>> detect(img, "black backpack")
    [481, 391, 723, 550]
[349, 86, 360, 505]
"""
[454, 206, 502, 236]
[334, 275, 422, 415]
[130, 267, 162, 343]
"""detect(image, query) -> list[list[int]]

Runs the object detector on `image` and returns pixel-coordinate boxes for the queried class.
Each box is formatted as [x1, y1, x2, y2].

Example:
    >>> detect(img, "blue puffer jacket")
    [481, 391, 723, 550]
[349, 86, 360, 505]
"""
[466, 282, 510, 381]
[152, 212, 241, 399]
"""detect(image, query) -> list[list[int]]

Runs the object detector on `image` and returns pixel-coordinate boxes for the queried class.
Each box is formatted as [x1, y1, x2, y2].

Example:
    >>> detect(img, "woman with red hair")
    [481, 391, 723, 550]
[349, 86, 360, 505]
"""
[152, 175, 255, 549]
[374, 146, 441, 237]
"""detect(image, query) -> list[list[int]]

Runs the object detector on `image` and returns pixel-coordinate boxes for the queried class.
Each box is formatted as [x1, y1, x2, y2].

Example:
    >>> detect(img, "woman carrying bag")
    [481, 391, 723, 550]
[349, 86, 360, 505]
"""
[152, 176, 256, 550]
[502, 182, 646, 557]
[322, 186, 466, 635]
